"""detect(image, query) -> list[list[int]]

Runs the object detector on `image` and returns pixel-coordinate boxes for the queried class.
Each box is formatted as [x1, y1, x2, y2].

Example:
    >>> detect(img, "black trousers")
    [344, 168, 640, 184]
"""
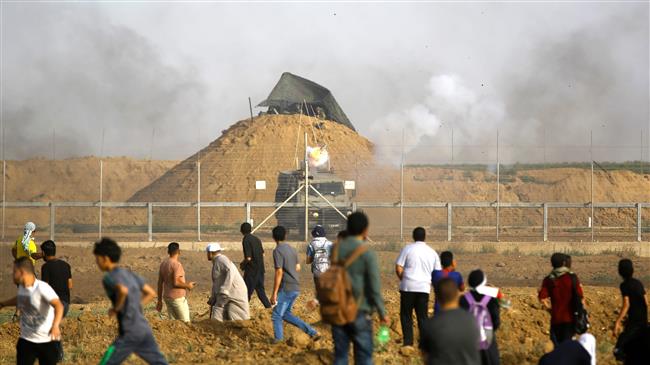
[16, 338, 59, 365]
[399, 291, 429, 346]
[550, 323, 575, 345]
[244, 270, 272, 308]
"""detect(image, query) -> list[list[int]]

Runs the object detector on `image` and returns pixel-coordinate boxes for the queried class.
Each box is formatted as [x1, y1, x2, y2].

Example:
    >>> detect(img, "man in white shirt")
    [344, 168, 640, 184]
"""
[0, 257, 64, 365]
[395, 227, 441, 347]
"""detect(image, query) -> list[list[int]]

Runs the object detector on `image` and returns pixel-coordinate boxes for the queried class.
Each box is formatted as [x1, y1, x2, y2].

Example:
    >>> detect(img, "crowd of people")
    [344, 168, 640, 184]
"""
[0, 218, 648, 364]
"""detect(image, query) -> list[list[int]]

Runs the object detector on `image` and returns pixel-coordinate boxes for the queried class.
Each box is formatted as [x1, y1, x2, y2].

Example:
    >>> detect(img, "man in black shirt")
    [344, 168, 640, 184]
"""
[41, 240, 72, 362]
[240, 223, 272, 308]
[614, 259, 648, 365]
[420, 278, 480, 365]
[40, 240, 72, 316]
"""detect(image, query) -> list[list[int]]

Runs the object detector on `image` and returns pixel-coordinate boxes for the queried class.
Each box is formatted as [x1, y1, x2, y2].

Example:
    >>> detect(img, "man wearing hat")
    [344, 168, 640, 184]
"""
[206, 243, 250, 321]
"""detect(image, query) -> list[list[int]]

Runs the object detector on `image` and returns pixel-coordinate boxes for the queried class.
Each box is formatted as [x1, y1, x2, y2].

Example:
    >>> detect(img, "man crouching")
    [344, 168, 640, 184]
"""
[206, 243, 250, 321]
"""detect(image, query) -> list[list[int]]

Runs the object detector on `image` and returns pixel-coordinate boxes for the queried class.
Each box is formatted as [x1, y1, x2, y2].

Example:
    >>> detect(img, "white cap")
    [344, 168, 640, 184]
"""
[24, 222, 36, 231]
[206, 243, 223, 252]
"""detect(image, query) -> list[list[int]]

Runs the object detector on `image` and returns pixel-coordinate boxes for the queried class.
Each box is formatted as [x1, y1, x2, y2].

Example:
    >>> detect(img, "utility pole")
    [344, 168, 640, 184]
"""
[400, 129, 405, 242]
[197, 161, 201, 242]
[590, 130, 594, 242]
[496, 130, 500, 242]
[304, 133, 309, 243]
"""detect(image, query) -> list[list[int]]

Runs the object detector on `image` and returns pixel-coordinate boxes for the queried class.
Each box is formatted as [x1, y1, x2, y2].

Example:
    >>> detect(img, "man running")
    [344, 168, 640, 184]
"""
[156, 242, 195, 323]
[539, 253, 585, 345]
[271, 226, 319, 343]
[40, 240, 72, 362]
[240, 222, 272, 308]
[0, 257, 64, 365]
[94, 238, 168, 365]
[207, 243, 250, 321]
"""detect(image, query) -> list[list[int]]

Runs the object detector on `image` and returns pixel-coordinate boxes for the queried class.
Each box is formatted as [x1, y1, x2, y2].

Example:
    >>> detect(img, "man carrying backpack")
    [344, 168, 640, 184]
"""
[318, 212, 389, 365]
[306, 225, 334, 309]
[538, 253, 586, 345]
[307, 225, 333, 284]
[460, 270, 500, 365]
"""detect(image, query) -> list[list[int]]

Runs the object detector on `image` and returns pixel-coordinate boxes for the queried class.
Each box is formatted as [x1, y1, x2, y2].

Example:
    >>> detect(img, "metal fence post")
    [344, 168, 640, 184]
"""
[543, 203, 548, 242]
[197, 161, 201, 242]
[637, 203, 642, 242]
[400, 129, 405, 242]
[447, 203, 452, 242]
[245, 202, 251, 224]
[49, 202, 55, 241]
[147, 203, 153, 242]
[99, 160, 103, 239]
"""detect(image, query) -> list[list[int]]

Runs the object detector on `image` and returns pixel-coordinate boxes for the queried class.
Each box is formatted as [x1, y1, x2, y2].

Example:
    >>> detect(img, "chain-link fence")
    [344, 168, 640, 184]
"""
[0, 128, 648, 244]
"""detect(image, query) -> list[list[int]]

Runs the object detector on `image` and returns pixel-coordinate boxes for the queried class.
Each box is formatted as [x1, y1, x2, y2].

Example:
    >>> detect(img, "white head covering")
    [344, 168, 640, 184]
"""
[473, 272, 500, 298]
[578, 333, 596, 365]
[206, 243, 223, 252]
[21, 222, 36, 252]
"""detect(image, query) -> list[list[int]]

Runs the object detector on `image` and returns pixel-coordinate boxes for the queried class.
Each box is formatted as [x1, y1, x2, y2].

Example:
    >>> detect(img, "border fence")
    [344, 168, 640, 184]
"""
[1, 200, 648, 243]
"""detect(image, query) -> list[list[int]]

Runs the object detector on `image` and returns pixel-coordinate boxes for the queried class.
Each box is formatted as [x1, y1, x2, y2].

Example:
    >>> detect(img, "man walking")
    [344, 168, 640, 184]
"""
[156, 242, 195, 323]
[420, 278, 480, 365]
[306, 225, 334, 284]
[206, 243, 250, 321]
[41, 240, 72, 362]
[0, 257, 64, 365]
[395, 227, 441, 347]
[270, 226, 319, 343]
[41, 240, 72, 317]
[240, 222, 272, 308]
[330, 212, 389, 365]
[94, 238, 168, 365]
[539, 253, 585, 345]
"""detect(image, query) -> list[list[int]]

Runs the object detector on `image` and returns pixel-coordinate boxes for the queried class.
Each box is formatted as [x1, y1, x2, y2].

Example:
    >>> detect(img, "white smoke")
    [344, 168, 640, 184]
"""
[370, 74, 505, 165]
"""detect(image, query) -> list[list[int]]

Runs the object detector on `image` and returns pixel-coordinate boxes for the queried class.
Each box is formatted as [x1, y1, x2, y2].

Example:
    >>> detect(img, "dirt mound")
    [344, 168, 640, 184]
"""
[129, 114, 375, 203]
[4, 157, 175, 202]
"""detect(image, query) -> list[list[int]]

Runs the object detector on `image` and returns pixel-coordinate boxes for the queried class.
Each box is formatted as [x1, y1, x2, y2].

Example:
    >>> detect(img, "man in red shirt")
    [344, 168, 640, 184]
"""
[538, 253, 584, 345]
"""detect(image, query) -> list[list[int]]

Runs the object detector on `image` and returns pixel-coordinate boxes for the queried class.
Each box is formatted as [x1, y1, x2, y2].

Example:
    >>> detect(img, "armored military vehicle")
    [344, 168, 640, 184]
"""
[275, 169, 353, 238]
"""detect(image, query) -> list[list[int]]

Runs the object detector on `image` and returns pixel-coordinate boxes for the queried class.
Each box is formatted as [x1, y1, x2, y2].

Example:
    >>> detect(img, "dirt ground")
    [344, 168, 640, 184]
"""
[0, 245, 648, 364]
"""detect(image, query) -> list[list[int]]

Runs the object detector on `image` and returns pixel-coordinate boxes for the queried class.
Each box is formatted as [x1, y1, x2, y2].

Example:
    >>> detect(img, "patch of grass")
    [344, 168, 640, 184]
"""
[0, 311, 15, 325]
[591, 273, 617, 285]
[597, 339, 614, 355]
[599, 247, 638, 258]
[519, 175, 555, 185]
[564, 227, 591, 233]
[560, 248, 589, 257]
[68, 344, 85, 363]
[480, 244, 497, 254]
[502, 247, 522, 256]
[374, 241, 404, 252]
[406, 161, 650, 174]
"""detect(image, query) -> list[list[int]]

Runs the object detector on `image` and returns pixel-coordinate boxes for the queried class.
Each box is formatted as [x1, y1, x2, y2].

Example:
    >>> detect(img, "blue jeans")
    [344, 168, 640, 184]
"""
[271, 290, 317, 341]
[332, 312, 374, 365]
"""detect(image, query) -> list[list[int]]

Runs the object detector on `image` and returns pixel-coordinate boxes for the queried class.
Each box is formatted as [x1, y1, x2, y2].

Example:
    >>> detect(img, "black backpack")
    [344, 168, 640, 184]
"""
[569, 274, 590, 334]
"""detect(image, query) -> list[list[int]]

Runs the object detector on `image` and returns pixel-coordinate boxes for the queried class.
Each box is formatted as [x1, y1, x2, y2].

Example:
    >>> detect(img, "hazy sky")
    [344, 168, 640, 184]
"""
[1, 1, 648, 163]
